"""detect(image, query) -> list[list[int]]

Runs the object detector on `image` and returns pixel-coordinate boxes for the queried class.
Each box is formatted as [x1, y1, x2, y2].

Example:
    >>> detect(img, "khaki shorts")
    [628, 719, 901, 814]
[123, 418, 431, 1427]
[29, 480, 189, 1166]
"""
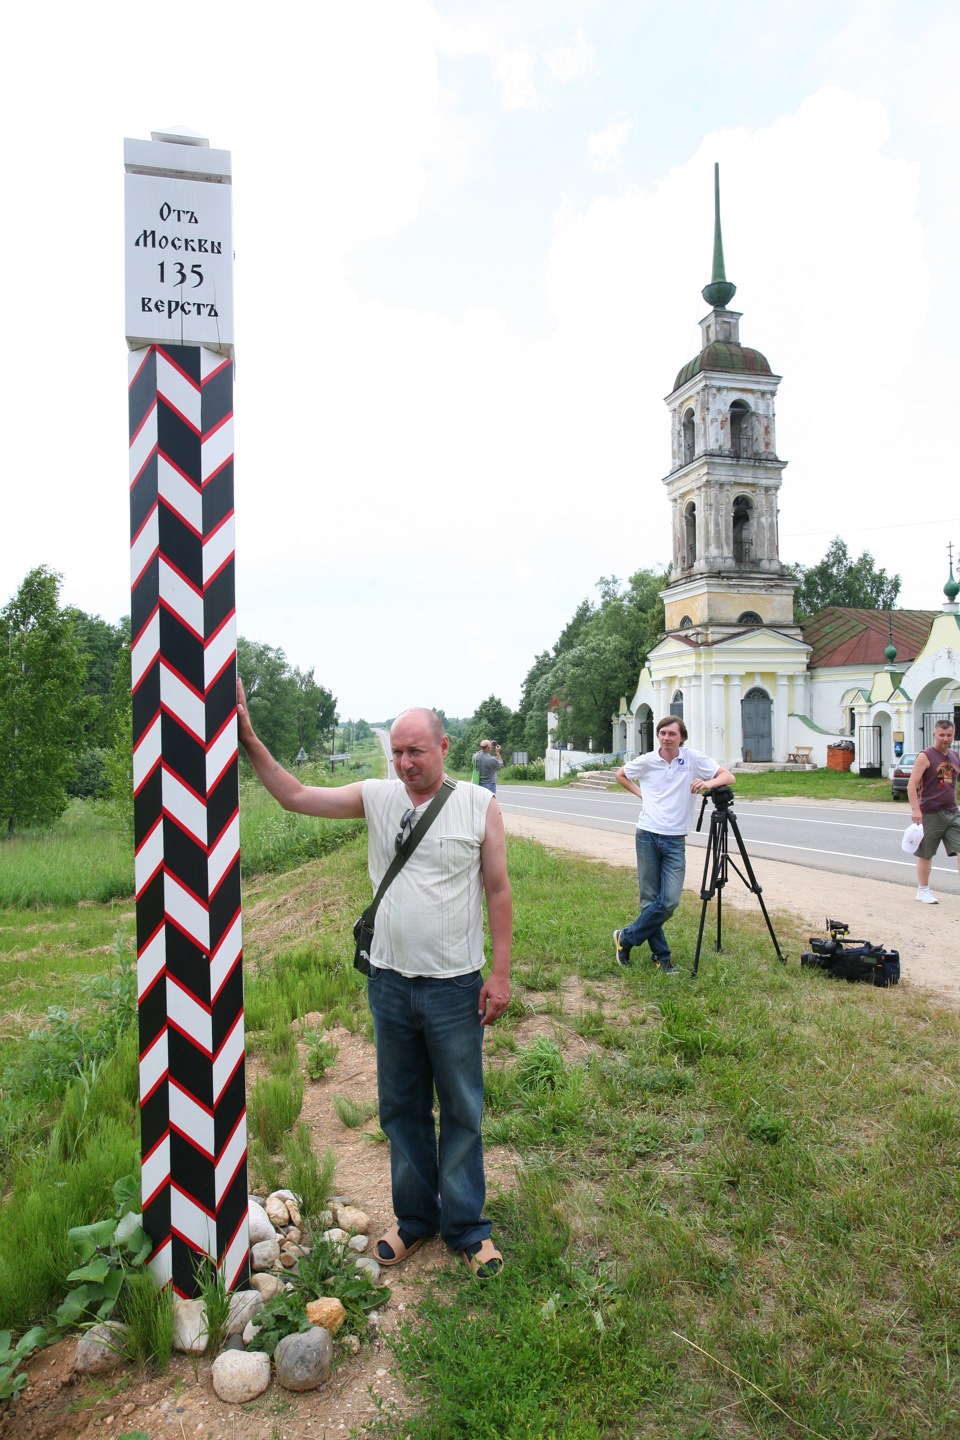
[917, 808, 960, 860]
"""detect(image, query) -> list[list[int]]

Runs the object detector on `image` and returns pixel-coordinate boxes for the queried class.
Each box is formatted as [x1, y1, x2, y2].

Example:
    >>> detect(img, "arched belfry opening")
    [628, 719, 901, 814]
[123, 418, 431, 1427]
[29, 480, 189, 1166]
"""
[682, 408, 695, 465]
[684, 503, 697, 567]
[729, 399, 750, 457]
[732, 494, 753, 565]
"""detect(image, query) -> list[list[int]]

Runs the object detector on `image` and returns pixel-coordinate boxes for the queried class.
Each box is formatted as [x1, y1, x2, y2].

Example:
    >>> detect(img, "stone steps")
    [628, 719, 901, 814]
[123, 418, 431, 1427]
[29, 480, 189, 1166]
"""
[569, 770, 622, 791]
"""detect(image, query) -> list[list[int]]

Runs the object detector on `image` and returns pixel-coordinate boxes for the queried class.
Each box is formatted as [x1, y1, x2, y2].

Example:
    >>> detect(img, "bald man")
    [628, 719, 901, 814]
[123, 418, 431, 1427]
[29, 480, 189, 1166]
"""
[237, 684, 511, 1279]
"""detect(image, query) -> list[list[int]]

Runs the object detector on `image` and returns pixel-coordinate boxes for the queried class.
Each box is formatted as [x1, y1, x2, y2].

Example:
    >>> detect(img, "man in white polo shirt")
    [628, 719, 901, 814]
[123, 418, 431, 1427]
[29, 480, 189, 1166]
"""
[614, 715, 734, 973]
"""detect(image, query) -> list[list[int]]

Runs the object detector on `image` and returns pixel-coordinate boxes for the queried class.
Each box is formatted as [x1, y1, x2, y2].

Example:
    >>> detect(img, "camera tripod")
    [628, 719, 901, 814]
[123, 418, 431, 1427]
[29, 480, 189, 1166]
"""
[691, 788, 787, 975]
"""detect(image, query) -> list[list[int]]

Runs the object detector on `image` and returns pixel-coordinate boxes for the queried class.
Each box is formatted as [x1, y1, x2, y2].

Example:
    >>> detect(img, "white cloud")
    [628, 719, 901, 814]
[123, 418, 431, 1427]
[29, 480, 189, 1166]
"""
[493, 45, 545, 110]
[586, 119, 633, 172]
[0, 0, 947, 718]
[545, 29, 597, 83]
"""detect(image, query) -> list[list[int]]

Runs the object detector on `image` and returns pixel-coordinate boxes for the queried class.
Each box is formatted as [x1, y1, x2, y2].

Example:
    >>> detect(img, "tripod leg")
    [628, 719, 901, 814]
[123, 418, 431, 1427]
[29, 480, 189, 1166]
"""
[692, 825, 716, 976]
[693, 814, 726, 975]
[716, 883, 723, 953]
[725, 812, 787, 964]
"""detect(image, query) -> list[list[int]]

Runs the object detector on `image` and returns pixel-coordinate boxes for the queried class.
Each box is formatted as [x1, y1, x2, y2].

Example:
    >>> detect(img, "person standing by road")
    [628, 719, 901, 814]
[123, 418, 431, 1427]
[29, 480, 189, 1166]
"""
[237, 683, 512, 1278]
[613, 716, 735, 973]
[472, 739, 504, 795]
[907, 718, 960, 904]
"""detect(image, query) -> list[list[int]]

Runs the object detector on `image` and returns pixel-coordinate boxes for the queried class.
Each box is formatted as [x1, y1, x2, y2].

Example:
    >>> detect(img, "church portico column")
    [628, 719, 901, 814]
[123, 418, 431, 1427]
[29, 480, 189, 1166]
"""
[689, 673, 703, 749]
[711, 676, 727, 761]
[775, 674, 790, 760]
[728, 673, 743, 763]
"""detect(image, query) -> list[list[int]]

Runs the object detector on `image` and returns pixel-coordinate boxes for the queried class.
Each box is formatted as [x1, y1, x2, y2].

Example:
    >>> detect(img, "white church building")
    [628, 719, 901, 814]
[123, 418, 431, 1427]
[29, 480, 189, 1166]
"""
[603, 168, 960, 778]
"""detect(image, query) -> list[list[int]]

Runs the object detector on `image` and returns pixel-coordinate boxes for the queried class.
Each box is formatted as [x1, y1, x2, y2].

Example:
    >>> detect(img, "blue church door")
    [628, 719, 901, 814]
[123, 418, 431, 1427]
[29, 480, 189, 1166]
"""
[741, 688, 772, 762]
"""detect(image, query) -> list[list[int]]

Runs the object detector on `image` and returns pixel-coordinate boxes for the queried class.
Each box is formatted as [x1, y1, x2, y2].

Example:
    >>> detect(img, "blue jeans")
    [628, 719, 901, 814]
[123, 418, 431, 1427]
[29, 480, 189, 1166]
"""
[367, 965, 490, 1252]
[620, 831, 686, 962]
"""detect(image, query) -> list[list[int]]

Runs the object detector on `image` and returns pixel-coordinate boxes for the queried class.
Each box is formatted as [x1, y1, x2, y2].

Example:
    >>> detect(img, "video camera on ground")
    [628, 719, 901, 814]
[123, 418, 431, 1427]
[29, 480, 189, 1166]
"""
[800, 917, 899, 988]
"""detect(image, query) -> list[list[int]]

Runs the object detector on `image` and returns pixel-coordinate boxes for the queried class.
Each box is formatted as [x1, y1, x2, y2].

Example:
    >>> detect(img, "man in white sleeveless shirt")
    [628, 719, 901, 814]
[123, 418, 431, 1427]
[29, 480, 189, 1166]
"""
[237, 684, 512, 1279]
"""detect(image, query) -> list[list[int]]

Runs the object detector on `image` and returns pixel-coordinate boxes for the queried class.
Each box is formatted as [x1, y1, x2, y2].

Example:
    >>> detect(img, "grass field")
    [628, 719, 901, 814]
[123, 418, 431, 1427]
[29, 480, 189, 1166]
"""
[2, 767, 959, 1436]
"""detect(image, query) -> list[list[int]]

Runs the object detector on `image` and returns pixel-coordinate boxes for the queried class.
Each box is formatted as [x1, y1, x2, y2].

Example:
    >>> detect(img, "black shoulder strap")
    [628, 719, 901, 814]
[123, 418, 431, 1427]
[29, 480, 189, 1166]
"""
[365, 779, 457, 927]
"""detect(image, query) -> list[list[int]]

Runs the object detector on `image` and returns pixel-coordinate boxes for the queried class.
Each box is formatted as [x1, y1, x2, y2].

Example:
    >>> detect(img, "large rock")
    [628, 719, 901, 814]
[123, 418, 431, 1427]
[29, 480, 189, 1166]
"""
[320, 1228, 349, 1247]
[306, 1297, 347, 1334]
[211, 1349, 271, 1403]
[226, 1289, 264, 1336]
[248, 1201, 278, 1246]
[74, 1322, 129, 1375]
[173, 1297, 208, 1354]
[274, 1328, 334, 1391]
[265, 1195, 291, 1227]
[249, 1272, 286, 1301]
[353, 1256, 381, 1284]
[251, 1238, 281, 1272]
[335, 1205, 369, 1234]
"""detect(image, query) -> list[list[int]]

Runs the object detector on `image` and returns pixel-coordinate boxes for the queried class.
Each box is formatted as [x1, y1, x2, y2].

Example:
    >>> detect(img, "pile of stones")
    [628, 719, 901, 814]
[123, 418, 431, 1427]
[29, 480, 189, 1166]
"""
[74, 1190, 383, 1403]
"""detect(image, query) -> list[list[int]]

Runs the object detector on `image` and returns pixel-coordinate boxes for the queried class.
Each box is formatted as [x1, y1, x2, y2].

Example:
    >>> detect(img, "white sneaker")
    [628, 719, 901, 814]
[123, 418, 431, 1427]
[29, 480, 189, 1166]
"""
[916, 886, 938, 904]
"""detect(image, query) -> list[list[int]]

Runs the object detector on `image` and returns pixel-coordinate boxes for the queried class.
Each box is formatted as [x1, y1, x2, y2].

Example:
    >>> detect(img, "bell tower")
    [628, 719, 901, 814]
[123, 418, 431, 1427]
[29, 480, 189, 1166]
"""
[661, 166, 800, 641]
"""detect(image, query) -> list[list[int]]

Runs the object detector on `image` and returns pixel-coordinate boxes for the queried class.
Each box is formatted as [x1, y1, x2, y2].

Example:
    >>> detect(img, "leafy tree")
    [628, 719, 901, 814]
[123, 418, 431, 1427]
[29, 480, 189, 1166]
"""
[514, 569, 667, 757]
[0, 567, 88, 836]
[293, 667, 337, 754]
[236, 637, 337, 762]
[65, 610, 128, 797]
[793, 537, 901, 620]
[65, 610, 127, 748]
[516, 650, 555, 760]
[100, 639, 134, 842]
[448, 695, 516, 770]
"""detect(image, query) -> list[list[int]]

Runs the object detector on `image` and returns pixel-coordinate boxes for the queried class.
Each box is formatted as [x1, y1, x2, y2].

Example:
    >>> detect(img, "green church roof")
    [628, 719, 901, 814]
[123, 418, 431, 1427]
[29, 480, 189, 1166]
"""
[673, 341, 772, 391]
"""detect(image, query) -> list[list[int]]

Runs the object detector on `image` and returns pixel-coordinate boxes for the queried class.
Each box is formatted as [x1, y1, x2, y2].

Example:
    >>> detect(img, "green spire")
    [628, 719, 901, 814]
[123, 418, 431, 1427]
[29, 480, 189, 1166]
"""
[945, 542, 959, 603]
[884, 613, 897, 666]
[701, 163, 737, 310]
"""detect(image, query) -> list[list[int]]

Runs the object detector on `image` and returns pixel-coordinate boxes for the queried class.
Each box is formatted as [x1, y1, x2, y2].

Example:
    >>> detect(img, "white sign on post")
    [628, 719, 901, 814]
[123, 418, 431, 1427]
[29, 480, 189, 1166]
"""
[124, 132, 234, 354]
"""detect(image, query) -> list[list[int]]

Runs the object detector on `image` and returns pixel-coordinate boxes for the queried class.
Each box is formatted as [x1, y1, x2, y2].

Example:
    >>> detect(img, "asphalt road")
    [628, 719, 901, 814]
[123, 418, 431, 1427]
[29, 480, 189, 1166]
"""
[373, 729, 954, 894]
[496, 784, 960, 895]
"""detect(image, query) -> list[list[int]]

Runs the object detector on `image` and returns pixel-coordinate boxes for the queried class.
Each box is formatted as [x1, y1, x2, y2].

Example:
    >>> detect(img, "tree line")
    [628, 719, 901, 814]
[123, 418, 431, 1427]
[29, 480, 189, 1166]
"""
[0, 539, 901, 834]
[0, 567, 354, 838]
[447, 537, 902, 763]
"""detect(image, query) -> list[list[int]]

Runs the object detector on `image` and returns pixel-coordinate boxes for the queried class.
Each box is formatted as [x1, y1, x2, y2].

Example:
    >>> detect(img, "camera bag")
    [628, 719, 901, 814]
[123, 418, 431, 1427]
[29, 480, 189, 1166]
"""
[353, 779, 457, 975]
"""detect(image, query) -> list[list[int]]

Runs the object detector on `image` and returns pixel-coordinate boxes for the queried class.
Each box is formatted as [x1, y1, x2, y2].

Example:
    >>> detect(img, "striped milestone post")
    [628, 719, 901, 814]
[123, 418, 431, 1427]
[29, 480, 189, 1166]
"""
[124, 130, 248, 1297]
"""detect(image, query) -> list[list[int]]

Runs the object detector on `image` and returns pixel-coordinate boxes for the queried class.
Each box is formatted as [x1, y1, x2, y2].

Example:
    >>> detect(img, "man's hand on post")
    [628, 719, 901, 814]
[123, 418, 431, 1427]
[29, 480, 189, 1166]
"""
[236, 677, 255, 747]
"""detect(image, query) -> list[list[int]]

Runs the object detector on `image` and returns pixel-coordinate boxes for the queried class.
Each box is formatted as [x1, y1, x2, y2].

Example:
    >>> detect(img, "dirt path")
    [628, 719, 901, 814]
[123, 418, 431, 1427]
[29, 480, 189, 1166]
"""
[501, 808, 960, 1009]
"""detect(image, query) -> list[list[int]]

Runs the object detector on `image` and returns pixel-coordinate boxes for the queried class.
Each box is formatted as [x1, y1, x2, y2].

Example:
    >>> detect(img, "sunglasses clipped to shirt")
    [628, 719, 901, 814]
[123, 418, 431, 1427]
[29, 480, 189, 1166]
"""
[395, 807, 417, 854]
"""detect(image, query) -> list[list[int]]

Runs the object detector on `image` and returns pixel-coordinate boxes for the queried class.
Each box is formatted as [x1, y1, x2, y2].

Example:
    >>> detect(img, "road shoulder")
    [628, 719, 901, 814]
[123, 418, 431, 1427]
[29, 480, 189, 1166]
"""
[502, 812, 960, 1010]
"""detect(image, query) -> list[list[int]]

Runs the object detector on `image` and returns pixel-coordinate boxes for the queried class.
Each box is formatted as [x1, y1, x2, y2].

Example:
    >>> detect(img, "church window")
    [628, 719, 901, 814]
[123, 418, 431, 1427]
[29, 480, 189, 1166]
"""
[671, 690, 684, 720]
[684, 502, 697, 566]
[737, 611, 762, 626]
[679, 615, 693, 629]
[729, 400, 751, 457]
[733, 494, 753, 565]
[682, 408, 695, 464]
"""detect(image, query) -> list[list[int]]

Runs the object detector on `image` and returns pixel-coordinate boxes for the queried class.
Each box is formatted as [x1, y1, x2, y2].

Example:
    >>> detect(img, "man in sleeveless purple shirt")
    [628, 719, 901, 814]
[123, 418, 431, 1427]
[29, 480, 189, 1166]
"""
[907, 718, 960, 904]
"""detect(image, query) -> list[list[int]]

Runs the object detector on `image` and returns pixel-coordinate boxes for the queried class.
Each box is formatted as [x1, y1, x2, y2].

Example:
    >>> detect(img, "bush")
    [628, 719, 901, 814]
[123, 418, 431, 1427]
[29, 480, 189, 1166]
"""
[509, 757, 546, 781]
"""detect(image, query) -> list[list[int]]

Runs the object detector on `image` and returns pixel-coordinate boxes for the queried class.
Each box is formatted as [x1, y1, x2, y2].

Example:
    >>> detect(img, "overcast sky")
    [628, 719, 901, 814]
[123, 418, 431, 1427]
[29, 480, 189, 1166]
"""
[2, 1, 956, 720]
